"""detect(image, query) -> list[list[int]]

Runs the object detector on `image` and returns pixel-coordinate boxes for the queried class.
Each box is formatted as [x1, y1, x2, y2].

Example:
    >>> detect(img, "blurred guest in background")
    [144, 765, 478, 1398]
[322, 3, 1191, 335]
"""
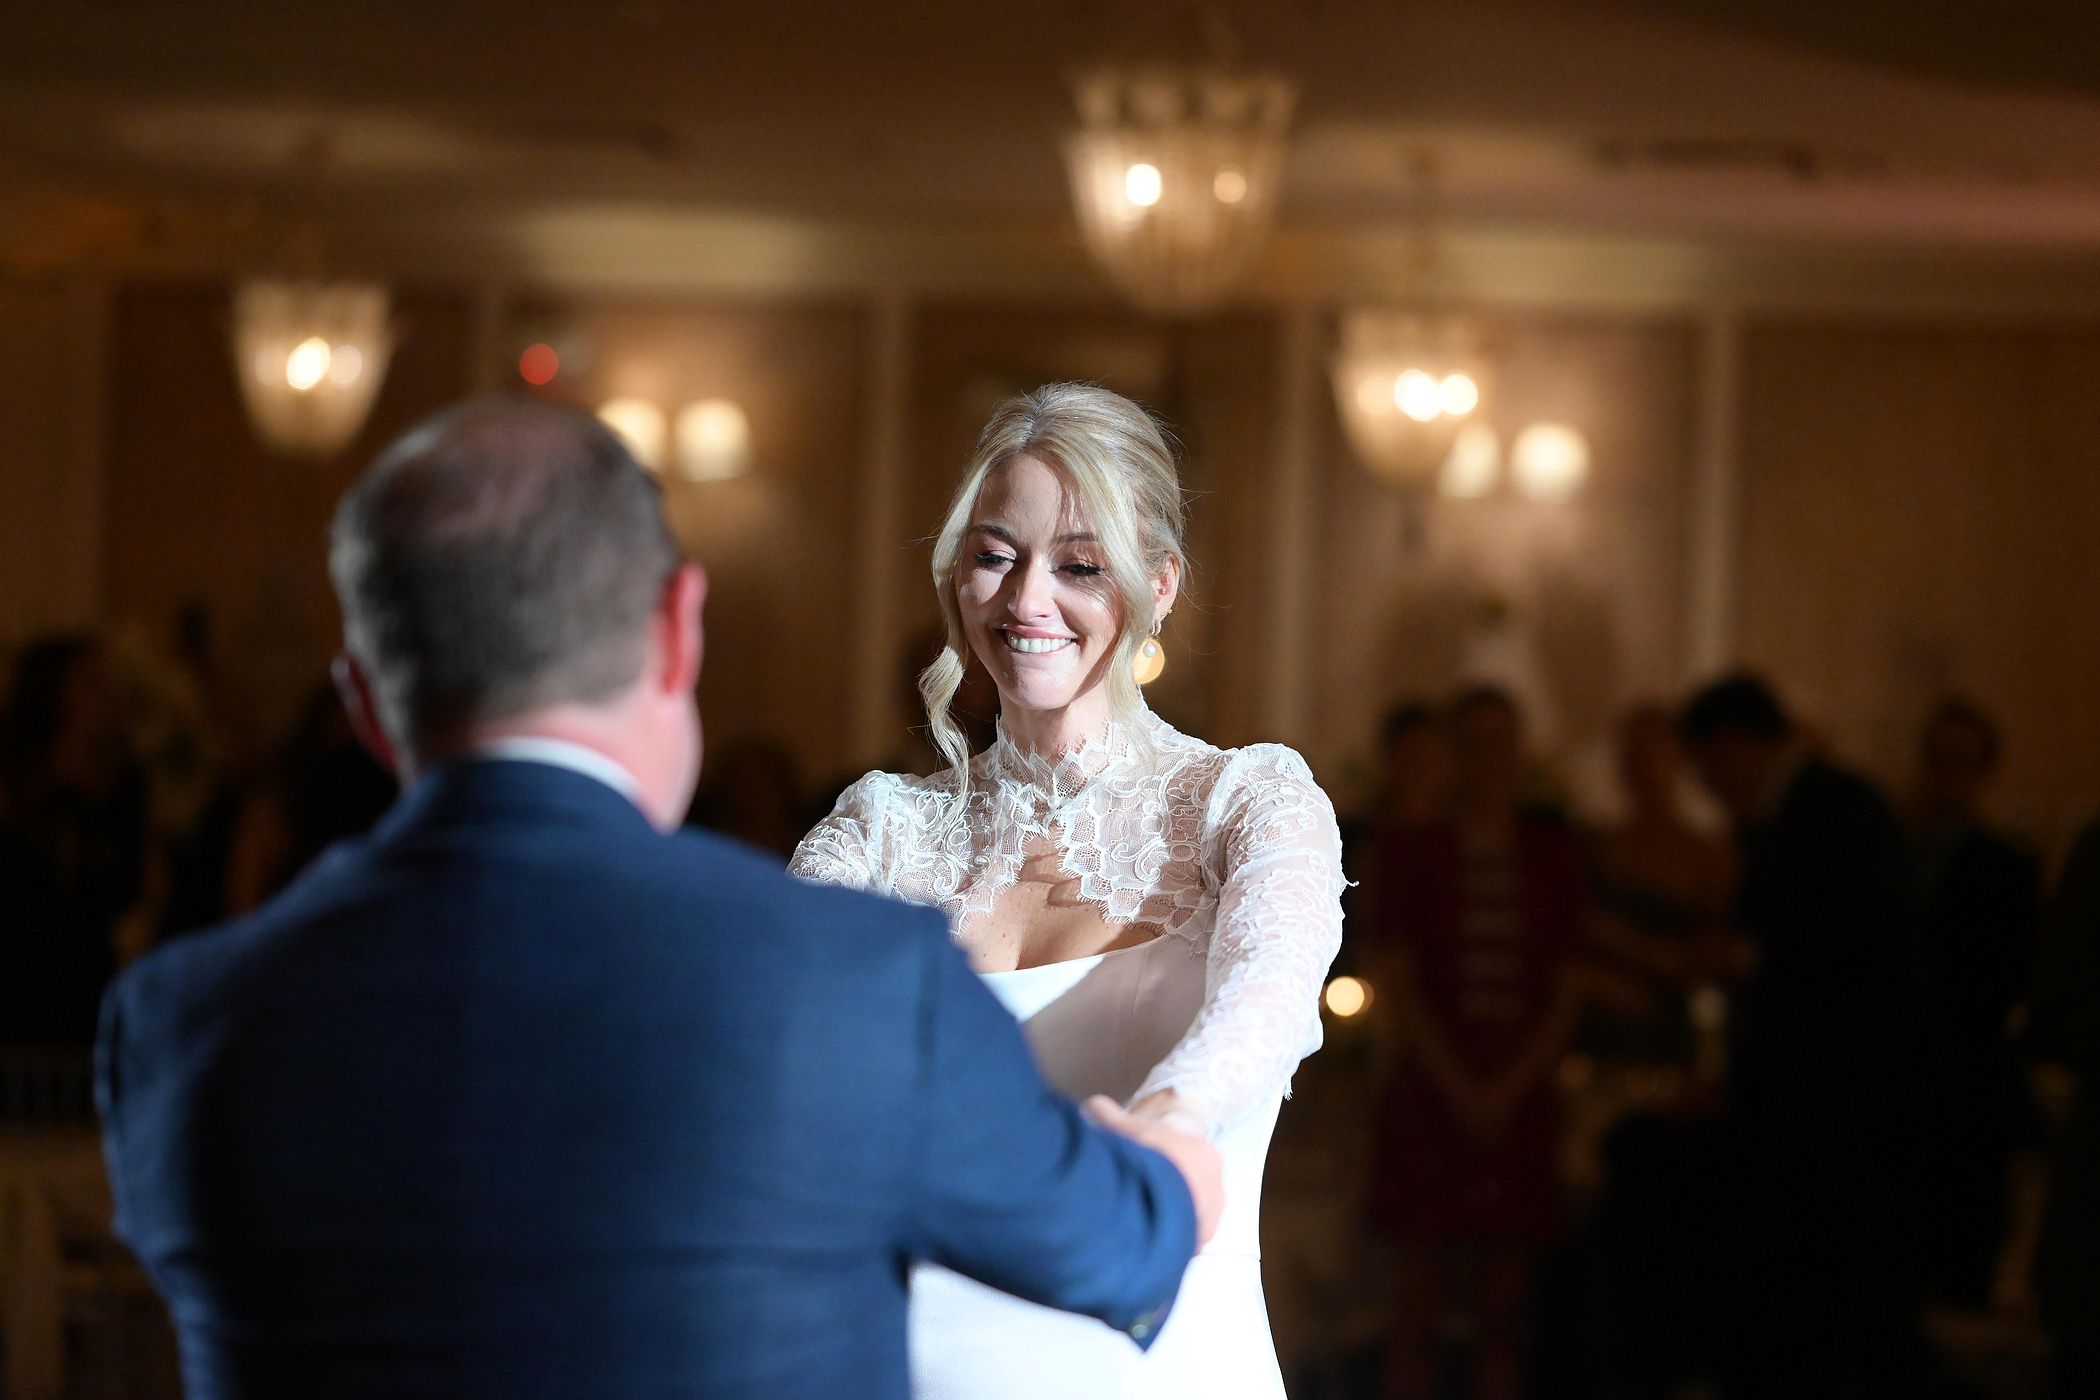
[220, 676, 397, 917]
[1679, 672, 1923, 1396]
[684, 736, 808, 861]
[1903, 698, 2042, 1313]
[0, 634, 150, 1048]
[1576, 702, 1746, 1398]
[1337, 701, 1451, 981]
[1364, 685, 1588, 1400]
[1583, 702, 1744, 1074]
[1359, 701, 1455, 838]
[2029, 815, 2100, 1399]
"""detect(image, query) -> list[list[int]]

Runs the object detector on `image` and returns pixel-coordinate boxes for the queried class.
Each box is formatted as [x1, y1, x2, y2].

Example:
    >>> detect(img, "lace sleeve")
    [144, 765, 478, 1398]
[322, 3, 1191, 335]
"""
[1133, 746, 1345, 1134]
[789, 771, 892, 892]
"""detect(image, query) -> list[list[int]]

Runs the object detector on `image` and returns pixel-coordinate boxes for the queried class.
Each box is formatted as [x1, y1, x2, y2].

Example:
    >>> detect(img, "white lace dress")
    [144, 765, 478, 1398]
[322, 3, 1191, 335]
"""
[790, 705, 1346, 1399]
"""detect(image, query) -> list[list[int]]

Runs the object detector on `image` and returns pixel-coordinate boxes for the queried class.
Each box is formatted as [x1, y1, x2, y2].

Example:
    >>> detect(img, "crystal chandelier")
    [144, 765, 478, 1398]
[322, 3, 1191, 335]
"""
[1331, 310, 1489, 487]
[231, 279, 394, 457]
[1064, 64, 1293, 314]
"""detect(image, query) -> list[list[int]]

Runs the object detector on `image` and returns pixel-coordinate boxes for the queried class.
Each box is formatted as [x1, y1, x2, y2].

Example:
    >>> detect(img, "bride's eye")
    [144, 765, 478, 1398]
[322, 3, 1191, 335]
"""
[974, 551, 1014, 569]
[1062, 561, 1104, 578]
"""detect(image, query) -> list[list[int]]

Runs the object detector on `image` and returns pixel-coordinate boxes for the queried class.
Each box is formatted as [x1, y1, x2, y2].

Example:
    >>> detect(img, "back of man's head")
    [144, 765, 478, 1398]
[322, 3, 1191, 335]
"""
[329, 397, 679, 755]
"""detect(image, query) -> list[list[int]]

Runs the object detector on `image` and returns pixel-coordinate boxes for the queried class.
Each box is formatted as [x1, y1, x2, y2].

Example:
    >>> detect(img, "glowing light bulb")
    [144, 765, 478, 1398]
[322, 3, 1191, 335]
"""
[1512, 422, 1591, 503]
[597, 398, 668, 474]
[674, 398, 751, 482]
[1125, 162, 1163, 208]
[284, 337, 333, 392]
[1323, 976, 1372, 1018]
[1213, 168, 1248, 204]
[1440, 422, 1500, 499]
[1439, 372, 1480, 416]
[1394, 369, 1443, 422]
[327, 344, 364, 386]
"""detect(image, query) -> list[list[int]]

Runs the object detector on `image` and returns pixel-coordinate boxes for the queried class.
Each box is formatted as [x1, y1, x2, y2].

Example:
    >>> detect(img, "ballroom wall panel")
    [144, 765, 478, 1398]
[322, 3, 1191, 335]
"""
[511, 296, 871, 789]
[0, 276, 103, 650]
[100, 280, 475, 751]
[1738, 323, 2100, 848]
[1305, 314, 1702, 808]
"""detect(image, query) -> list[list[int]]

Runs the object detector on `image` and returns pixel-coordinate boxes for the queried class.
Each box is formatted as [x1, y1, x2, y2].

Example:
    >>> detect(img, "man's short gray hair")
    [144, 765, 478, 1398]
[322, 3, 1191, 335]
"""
[329, 396, 680, 752]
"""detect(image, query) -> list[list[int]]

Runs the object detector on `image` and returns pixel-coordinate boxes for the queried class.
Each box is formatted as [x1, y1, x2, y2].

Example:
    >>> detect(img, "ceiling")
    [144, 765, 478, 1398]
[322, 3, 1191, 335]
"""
[8, 0, 2100, 275]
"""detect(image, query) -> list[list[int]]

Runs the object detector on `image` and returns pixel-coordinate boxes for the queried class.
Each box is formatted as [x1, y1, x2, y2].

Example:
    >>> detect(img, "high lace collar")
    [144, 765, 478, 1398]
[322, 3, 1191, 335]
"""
[981, 704, 1167, 804]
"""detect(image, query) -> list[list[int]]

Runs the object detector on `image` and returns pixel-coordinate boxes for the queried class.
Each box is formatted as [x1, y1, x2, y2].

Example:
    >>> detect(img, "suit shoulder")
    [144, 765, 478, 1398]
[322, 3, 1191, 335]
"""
[665, 827, 947, 947]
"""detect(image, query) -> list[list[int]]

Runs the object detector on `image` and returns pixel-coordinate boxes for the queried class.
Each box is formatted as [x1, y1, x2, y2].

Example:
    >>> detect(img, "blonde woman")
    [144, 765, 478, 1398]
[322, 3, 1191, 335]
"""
[792, 383, 1345, 1398]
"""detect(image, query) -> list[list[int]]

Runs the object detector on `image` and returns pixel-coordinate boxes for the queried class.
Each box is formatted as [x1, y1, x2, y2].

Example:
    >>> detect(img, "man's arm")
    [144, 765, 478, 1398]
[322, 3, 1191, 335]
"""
[902, 924, 1217, 1349]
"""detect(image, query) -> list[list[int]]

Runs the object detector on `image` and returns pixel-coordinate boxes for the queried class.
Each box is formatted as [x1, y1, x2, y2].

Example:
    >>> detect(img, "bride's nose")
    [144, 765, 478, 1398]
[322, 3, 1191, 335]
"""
[1008, 559, 1059, 620]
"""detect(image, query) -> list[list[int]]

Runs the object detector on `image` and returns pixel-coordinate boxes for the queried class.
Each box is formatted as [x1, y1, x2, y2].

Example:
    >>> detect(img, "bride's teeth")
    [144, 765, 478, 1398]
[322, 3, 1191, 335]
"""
[1004, 633, 1074, 654]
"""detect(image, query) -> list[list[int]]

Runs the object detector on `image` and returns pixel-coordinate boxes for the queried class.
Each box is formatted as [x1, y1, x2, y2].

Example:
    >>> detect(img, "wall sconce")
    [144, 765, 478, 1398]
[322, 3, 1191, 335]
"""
[673, 399, 752, 482]
[1432, 420, 1592, 503]
[231, 279, 393, 457]
[599, 396, 751, 482]
[597, 398, 668, 474]
[1509, 422, 1590, 502]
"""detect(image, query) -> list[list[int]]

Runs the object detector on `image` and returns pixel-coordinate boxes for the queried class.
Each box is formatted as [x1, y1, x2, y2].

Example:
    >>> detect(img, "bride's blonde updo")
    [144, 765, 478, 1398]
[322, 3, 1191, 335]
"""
[920, 382, 1188, 801]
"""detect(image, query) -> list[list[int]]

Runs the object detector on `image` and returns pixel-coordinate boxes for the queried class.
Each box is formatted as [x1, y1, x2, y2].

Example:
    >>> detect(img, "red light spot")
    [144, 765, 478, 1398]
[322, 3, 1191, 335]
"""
[518, 343, 559, 386]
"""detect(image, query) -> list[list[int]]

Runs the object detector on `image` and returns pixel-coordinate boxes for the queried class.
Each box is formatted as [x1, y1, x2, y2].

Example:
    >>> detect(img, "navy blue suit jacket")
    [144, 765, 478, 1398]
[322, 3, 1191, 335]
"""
[97, 760, 1195, 1399]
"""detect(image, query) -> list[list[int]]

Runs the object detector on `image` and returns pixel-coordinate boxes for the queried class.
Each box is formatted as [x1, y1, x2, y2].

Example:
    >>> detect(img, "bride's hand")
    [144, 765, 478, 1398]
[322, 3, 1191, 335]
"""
[1084, 1095, 1223, 1247]
[1127, 1090, 1207, 1138]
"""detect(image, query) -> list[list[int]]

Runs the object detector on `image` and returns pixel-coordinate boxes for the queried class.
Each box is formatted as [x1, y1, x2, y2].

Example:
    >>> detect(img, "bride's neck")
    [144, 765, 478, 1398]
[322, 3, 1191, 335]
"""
[996, 691, 1117, 759]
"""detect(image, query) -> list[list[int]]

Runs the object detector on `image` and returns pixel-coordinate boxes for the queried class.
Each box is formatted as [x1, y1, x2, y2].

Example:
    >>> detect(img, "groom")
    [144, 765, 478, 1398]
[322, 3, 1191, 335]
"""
[96, 398, 1219, 1399]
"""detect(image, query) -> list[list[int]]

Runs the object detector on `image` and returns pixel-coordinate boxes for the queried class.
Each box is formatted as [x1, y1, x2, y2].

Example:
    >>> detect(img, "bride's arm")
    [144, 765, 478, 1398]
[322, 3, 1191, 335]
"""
[788, 772, 892, 891]
[1131, 747, 1346, 1135]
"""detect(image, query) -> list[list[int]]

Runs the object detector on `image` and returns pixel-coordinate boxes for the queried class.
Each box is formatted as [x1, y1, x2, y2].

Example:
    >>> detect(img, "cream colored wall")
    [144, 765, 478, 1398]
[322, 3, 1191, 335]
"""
[509, 295, 873, 788]
[1307, 315, 1702, 809]
[12, 266, 2100, 851]
[1738, 322, 2100, 850]
[0, 275, 104, 650]
[98, 280, 475, 749]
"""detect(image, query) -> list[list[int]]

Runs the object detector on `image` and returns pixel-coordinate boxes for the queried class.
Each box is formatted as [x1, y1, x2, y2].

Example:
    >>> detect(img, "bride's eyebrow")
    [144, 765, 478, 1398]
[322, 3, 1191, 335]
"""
[966, 524, 1099, 547]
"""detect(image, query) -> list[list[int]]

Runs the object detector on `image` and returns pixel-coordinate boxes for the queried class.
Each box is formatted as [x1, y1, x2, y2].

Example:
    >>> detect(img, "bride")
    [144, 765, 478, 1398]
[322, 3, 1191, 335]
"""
[791, 383, 1345, 1398]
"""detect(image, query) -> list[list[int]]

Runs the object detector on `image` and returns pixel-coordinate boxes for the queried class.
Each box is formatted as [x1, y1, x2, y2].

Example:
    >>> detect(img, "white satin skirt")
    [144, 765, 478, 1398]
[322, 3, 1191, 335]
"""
[909, 1251, 1285, 1400]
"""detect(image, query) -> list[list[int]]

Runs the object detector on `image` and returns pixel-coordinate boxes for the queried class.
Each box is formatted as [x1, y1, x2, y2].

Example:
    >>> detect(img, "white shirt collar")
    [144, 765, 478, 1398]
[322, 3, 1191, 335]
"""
[469, 736, 642, 801]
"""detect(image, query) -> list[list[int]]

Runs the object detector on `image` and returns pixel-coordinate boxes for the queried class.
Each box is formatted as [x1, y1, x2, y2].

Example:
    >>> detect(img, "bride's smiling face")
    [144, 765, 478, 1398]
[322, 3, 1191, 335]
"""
[957, 453, 1130, 727]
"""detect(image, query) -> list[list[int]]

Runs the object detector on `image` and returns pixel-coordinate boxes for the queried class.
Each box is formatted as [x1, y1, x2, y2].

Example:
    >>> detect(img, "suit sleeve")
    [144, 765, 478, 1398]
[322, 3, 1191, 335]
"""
[902, 917, 1196, 1348]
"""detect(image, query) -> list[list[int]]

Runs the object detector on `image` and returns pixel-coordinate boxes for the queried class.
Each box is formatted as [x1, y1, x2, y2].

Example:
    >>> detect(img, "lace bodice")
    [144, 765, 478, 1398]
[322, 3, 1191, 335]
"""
[790, 706, 1346, 1134]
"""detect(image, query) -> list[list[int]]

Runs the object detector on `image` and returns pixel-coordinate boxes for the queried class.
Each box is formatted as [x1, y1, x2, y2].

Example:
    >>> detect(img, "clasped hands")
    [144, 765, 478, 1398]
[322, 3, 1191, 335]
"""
[1083, 1090, 1223, 1247]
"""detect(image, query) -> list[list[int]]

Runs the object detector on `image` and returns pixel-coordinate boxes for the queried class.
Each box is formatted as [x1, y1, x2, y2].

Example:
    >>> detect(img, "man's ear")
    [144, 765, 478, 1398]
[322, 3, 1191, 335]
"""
[657, 562, 708, 696]
[331, 653, 402, 776]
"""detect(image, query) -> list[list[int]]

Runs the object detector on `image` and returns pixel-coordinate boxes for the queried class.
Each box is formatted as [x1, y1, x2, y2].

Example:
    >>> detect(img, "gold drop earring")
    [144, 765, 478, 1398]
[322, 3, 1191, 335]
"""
[1133, 618, 1166, 686]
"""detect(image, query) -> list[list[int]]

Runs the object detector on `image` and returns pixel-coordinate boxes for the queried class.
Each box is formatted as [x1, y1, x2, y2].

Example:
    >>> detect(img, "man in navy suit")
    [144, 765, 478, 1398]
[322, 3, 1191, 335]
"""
[96, 399, 1219, 1399]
